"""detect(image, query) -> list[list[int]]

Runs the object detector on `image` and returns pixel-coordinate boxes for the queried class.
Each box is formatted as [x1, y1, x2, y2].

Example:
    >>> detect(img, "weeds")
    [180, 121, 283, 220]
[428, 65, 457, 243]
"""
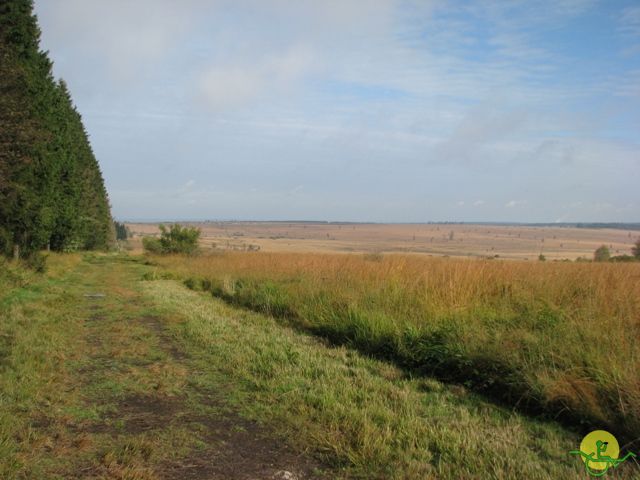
[155, 252, 640, 442]
[145, 279, 591, 479]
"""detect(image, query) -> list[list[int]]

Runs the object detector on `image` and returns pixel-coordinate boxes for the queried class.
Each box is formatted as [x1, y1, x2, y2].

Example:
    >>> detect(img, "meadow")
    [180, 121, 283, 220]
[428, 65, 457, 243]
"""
[2, 253, 601, 478]
[129, 221, 638, 260]
[154, 251, 640, 444]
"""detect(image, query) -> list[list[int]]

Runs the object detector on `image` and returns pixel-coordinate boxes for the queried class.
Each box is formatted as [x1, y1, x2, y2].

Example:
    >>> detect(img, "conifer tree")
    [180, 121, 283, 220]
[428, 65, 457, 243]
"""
[0, 0, 114, 258]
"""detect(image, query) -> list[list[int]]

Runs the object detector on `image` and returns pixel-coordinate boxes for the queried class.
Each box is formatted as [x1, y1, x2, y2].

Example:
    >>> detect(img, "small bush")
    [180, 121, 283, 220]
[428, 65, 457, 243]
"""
[593, 245, 610, 262]
[142, 237, 163, 254]
[114, 221, 129, 240]
[159, 224, 200, 254]
[143, 224, 201, 255]
[610, 254, 637, 262]
[632, 237, 640, 259]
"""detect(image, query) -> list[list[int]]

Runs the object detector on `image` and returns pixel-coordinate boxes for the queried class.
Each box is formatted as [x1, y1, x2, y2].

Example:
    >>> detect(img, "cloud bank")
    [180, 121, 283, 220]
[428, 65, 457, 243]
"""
[33, 0, 640, 222]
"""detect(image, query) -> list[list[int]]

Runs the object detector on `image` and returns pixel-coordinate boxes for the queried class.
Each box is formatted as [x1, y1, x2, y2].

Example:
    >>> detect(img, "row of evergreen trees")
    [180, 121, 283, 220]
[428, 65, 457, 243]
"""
[0, 0, 113, 259]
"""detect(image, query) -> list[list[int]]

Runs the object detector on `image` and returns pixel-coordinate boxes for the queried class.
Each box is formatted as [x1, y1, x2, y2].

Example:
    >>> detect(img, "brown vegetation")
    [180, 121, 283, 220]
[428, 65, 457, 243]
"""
[156, 251, 640, 443]
[128, 222, 637, 260]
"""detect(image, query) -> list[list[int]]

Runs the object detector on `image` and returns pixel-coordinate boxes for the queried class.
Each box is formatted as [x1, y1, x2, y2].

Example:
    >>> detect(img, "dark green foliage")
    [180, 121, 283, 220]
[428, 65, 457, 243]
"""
[593, 245, 610, 262]
[158, 224, 200, 254]
[633, 238, 640, 260]
[114, 221, 129, 241]
[22, 251, 47, 272]
[143, 224, 201, 255]
[610, 255, 637, 263]
[142, 236, 163, 254]
[0, 0, 113, 259]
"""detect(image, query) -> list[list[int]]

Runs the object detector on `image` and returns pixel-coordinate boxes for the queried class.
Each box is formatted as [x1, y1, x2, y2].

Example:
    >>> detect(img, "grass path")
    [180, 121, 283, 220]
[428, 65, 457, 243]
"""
[1, 254, 636, 478]
[1, 254, 325, 479]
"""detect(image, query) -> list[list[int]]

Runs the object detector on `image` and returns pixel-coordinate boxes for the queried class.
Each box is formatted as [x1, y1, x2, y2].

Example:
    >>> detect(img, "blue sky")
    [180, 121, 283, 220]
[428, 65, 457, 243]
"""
[34, 0, 639, 222]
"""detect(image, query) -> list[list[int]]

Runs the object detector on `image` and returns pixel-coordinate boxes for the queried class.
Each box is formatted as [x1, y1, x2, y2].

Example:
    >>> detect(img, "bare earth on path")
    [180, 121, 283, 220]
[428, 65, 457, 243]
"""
[34, 256, 328, 479]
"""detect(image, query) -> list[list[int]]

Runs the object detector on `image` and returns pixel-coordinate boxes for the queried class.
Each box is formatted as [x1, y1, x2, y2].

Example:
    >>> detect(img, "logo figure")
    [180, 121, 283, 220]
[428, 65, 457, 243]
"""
[570, 430, 636, 477]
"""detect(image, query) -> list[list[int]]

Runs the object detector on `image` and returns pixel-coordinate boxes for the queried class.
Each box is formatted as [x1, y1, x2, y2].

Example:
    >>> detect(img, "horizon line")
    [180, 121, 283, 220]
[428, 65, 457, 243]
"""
[118, 219, 640, 227]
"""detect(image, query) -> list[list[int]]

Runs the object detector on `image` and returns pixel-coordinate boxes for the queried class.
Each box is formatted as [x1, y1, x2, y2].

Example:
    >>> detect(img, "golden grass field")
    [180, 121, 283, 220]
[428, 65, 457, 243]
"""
[3, 254, 613, 478]
[130, 221, 640, 466]
[153, 248, 640, 447]
[3, 226, 639, 477]
[127, 221, 638, 260]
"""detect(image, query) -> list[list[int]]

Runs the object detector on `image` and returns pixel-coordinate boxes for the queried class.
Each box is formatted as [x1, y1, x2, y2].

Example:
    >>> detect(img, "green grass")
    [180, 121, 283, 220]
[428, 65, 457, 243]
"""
[144, 279, 597, 479]
[0, 255, 85, 478]
[0, 254, 200, 479]
[154, 251, 640, 444]
[1, 253, 637, 478]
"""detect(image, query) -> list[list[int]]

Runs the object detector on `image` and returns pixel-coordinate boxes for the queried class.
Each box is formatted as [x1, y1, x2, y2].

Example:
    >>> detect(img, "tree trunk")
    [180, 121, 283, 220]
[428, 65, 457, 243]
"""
[13, 243, 20, 260]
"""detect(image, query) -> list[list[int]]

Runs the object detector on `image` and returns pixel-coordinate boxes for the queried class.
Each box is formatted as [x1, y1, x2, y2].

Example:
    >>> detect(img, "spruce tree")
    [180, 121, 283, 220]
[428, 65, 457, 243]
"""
[0, 0, 114, 258]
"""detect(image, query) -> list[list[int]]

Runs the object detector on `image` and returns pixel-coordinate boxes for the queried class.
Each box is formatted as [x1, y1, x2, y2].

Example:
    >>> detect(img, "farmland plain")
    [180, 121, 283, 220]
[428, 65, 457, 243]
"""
[128, 221, 638, 260]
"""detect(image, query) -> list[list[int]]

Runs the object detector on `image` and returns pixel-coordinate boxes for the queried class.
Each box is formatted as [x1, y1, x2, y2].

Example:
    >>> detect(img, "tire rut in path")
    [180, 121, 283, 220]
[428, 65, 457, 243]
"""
[81, 271, 328, 480]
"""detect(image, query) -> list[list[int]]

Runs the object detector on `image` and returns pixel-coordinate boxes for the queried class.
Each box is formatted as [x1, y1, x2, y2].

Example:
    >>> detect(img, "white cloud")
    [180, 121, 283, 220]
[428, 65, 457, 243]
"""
[33, 0, 640, 222]
[198, 46, 315, 110]
[38, 0, 210, 82]
[435, 105, 529, 163]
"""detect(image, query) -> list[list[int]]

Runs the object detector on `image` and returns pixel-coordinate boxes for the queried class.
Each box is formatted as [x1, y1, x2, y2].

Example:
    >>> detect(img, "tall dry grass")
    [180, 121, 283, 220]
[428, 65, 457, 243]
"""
[155, 252, 640, 442]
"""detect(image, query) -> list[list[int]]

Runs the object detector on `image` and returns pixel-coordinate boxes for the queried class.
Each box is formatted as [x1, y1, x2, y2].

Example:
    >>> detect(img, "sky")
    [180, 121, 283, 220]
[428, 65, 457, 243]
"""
[34, 0, 640, 223]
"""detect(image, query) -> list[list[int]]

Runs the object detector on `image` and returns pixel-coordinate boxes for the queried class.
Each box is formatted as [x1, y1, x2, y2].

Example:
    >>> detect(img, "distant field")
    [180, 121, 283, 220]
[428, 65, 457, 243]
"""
[132, 220, 640, 449]
[127, 222, 638, 260]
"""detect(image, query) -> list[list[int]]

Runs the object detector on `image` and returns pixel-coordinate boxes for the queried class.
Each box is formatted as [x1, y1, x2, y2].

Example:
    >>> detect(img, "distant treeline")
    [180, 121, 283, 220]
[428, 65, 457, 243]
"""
[0, 0, 113, 259]
[427, 222, 640, 230]
[571, 222, 640, 231]
[114, 221, 129, 241]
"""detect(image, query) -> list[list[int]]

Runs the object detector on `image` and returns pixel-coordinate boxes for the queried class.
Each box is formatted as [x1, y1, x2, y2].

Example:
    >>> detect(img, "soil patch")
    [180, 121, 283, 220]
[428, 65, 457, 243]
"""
[161, 410, 328, 480]
[87, 393, 184, 435]
[139, 314, 188, 360]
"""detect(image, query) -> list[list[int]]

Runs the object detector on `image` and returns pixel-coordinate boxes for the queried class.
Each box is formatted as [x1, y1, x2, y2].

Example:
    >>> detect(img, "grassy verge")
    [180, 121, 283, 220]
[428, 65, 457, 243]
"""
[1, 253, 636, 478]
[153, 252, 640, 443]
[144, 278, 593, 479]
[0, 254, 201, 479]
[0, 254, 84, 478]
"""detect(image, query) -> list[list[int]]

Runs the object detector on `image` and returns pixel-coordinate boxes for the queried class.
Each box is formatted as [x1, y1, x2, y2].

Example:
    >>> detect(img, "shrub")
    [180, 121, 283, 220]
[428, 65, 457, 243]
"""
[142, 236, 163, 254]
[633, 237, 640, 260]
[593, 245, 610, 262]
[610, 254, 637, 262]
[159, 224, 200, 254]
[143, 224, 201, 255]
[114, 221, 129, 240]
